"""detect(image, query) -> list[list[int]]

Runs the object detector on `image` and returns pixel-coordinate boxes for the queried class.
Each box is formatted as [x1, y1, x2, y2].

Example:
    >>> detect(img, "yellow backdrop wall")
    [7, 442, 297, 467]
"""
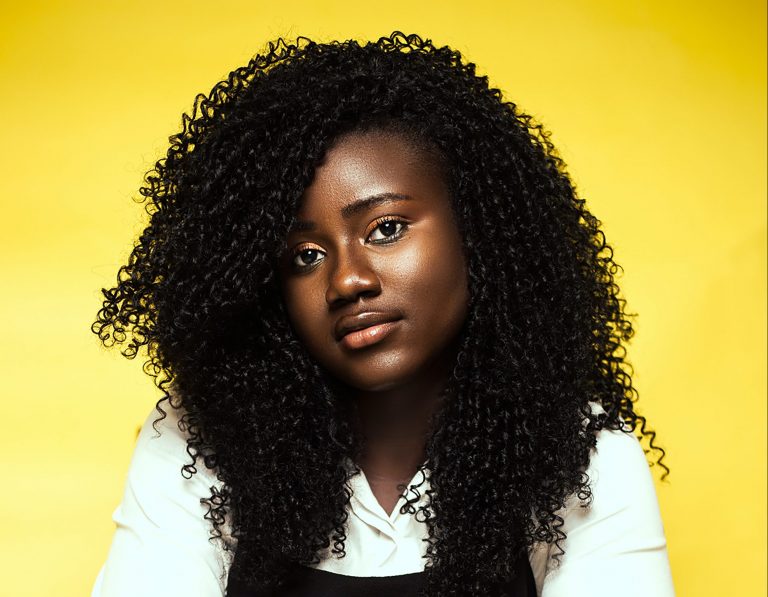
[1, 1, 765, 595]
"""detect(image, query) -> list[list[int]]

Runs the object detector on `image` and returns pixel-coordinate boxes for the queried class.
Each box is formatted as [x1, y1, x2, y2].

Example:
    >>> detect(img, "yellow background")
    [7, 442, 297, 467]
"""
[1, 1, 765, 595]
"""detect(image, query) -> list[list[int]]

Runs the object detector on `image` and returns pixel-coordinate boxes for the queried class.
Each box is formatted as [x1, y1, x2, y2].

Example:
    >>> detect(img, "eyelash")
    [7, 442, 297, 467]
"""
[290, 216, 410, 271]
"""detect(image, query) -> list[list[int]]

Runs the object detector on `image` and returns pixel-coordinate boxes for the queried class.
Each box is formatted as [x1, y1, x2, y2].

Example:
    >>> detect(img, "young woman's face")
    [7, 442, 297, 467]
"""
[279, 130, 469, 392]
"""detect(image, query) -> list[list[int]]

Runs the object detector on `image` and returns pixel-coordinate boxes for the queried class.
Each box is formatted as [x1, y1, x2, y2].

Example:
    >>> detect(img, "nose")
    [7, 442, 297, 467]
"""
[325, 244, 381, 306]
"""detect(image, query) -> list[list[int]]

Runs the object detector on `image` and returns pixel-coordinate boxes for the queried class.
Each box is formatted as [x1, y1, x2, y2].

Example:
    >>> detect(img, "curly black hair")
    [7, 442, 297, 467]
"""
[92, 31, 668, 595]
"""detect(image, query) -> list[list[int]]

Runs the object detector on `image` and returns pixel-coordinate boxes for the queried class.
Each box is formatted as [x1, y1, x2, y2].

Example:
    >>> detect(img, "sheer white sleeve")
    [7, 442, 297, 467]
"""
[92, 405, 233, 597]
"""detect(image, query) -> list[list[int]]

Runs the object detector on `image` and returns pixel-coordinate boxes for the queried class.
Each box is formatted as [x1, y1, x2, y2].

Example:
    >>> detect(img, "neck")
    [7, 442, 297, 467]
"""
[343, 355, 452, 480]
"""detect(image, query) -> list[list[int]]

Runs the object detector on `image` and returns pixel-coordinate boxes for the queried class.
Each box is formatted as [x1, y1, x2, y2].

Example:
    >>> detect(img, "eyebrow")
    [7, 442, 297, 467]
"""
[291, 192, 413, 232]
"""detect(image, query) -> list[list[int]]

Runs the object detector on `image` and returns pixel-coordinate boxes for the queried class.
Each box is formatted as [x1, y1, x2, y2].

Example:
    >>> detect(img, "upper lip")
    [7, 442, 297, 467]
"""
[334, 311, 402, 341]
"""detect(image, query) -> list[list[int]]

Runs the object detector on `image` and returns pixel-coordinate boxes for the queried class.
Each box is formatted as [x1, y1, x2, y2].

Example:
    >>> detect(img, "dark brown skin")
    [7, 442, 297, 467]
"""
[279, 130, 469, 515]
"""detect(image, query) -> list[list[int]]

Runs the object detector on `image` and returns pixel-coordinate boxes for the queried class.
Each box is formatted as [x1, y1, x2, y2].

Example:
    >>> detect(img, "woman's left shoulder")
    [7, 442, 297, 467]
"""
[583, 401, 658, 506]
[530, 402, 675, 597]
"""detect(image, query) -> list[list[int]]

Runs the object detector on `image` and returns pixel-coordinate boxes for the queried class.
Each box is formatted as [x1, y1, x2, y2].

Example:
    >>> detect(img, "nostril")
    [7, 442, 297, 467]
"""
[326, 271, 382, 305]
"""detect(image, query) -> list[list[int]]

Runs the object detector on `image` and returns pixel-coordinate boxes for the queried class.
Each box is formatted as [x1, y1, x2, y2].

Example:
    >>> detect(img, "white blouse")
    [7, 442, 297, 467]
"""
[92, 403, 675, 596]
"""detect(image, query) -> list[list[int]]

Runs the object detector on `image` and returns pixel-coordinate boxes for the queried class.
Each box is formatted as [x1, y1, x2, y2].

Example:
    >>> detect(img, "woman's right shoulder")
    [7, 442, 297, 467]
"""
[129, 399, 223, 498]
[92, 398, 234, 597]
[136, 399, 187, 452]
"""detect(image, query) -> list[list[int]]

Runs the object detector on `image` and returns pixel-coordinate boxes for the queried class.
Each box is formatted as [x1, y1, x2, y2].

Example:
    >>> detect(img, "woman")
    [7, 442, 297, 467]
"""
[91, 32, 674, 596]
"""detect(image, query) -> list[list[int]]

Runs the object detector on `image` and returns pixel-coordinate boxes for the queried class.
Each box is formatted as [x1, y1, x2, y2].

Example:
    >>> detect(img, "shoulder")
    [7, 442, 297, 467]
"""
[579, 416, 659, 518]
[92, 402, 233, 597]
[127, 403, 221, 513]
[530, 403, 674, 597]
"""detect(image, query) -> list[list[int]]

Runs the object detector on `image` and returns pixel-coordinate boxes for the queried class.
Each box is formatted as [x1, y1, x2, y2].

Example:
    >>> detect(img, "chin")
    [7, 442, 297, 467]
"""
[331, 354, 425, 393]
[348, 375, 408, 393]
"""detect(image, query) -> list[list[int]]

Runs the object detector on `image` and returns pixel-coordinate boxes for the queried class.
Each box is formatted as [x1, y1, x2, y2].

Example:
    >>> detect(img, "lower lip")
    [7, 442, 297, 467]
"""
[340, 320, 401, 350]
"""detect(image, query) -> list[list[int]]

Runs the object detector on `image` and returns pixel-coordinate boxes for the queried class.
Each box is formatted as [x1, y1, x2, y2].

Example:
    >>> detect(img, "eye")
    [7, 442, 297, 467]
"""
[367, 216, 409, 243]
[288, 217, 409, 272]
[291, 246, 325, 270]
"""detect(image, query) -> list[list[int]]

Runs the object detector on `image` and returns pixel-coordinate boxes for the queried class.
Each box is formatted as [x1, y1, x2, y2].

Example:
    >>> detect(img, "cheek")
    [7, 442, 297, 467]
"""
[394, 233, 469, 326]
[282, 282, 327, 348]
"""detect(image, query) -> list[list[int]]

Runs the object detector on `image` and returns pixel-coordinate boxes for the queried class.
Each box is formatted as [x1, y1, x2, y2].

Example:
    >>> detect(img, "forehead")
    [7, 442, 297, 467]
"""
[296, 130, 448, 219]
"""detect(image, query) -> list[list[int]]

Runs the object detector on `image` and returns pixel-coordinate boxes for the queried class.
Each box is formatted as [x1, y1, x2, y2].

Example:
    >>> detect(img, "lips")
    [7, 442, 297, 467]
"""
[334, 311, 403, 342]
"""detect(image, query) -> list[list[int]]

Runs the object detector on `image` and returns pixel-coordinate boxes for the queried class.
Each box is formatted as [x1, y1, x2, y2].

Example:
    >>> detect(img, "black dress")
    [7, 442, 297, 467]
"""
[226, 555, 537, 596]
